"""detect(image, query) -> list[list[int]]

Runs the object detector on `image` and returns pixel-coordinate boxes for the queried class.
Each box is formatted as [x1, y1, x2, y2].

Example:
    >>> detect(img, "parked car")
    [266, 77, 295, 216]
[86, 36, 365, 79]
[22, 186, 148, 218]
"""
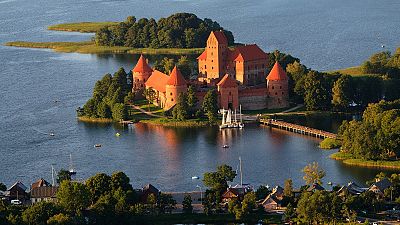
[10, 199, 22, 205]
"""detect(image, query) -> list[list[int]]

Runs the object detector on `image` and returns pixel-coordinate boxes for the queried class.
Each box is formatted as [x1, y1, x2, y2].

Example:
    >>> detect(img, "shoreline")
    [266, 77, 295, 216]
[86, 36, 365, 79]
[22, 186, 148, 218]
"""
[5, 41, 204, 55]
[77, 116, 114, 123]
[330, 152, 400, 170]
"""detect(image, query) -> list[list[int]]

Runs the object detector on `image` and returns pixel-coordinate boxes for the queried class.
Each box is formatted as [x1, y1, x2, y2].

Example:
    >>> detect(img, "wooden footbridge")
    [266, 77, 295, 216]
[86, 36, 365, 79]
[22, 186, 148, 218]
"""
[259, 119, 337, 139]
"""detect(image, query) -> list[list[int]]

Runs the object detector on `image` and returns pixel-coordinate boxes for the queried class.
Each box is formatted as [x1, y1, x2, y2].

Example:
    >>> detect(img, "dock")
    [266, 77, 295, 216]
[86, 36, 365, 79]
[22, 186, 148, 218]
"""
[259, 119, 337, 139]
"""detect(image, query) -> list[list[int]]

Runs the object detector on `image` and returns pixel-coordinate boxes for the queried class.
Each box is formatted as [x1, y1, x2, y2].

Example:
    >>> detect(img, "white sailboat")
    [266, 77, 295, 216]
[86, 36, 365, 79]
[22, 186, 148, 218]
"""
[238, 105, 244, 129]
[69, 154, 76, 175]
[219, 105, 244, 129]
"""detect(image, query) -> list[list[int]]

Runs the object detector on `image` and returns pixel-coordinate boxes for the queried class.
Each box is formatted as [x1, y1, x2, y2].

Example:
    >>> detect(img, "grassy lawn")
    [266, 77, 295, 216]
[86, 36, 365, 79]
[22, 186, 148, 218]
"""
[330, 152, 400, 169]
[48, 22, 119, 33]
[5, 41, 204, 55]
[141, 117, 212, 127]
[327, 66, 380, 77]
[77, 116, 113, 123]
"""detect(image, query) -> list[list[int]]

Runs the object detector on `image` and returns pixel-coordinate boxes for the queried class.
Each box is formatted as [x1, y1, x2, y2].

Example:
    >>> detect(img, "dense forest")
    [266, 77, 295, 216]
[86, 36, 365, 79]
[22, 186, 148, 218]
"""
[94, 13, 235, 48]
[269, 47, 400, 111]
[78, 68, 132, 121]
[338, 100, 400, 160]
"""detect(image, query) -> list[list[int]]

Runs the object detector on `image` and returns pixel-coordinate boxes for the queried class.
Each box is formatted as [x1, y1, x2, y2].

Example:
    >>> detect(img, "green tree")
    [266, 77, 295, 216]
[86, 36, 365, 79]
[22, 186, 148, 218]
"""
[111, 103, 127, 121]
[47, 213, 73, 225]
[110, 171, 132, 193]
[186, 85, 198, 117]
[283, 179, 293, 197]
[158, 193, 176, 214]
[302, 162, 325, 185]
[182, 194, 193, 214]
[241, 192, 256, 216]
[255, 185, 270, 200]
[303, 71, 331, 110]
[57, 169, 71, 184]
[332, 75, 354, 111]
[177, 56, 192, 79]
[86, 173, 112, 203]
[0, 183, 6, 191]
[201, 89, 218, 123]
[90, 194, 116, 225]
[172, 93, 189, 121]
[142, 87, 156, 112]
[22, 202, 58, 225]
[284, 203, 296, 222]
[96, 100, 112, 118]
[57, 180, 90, 215]
[203, 164, 236, 193]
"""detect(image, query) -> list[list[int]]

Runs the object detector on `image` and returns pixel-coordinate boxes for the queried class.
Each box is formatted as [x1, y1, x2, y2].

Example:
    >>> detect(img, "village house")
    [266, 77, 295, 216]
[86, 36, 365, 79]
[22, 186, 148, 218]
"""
[132, 31, 289, 111]
[222, 187, 246, 203]
[30, 178, 57, 204]
[260, 186, 284, 211]
[137, 184, 160, 203]
[337, 182, 368, 196]
[369, 178, 392, 197]
[307, 183, 325, 192]
[5, 181, 29, 203]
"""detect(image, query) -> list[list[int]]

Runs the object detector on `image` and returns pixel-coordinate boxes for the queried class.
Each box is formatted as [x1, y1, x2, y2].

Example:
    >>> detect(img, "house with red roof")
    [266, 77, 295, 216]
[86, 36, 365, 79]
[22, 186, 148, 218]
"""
[132, 31, 289, 111]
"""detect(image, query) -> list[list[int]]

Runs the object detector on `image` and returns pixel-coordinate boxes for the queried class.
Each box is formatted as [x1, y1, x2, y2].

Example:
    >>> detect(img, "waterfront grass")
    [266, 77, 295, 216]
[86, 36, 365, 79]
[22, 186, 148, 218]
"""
[5, 41, 204, 55]
[328, 66, 380, 77]
[319, 138, 342, 149]
[141, 117, 212, 127]
[48, 22, 119, 33]
[330, 152, 400, 169]
[77, 116, 113, 123]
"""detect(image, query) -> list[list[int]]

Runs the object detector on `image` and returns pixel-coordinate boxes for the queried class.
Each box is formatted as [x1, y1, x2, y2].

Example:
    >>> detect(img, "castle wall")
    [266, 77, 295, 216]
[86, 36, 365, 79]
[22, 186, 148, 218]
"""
[165, 85, 187, 110]
[132, 71, 152, 99]
[266, 79, 289, 109]
[239, 88, 268, 110]
[218, 87, 239, 110]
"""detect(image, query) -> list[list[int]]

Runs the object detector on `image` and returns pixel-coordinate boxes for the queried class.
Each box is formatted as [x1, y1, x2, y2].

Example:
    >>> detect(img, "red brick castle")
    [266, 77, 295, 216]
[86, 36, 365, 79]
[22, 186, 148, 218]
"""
[132, 31, 289, 111]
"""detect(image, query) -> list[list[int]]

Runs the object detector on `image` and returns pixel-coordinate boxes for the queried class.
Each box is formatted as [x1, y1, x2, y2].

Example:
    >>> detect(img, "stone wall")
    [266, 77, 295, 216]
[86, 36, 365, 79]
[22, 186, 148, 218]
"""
[239, 95, 268, 110]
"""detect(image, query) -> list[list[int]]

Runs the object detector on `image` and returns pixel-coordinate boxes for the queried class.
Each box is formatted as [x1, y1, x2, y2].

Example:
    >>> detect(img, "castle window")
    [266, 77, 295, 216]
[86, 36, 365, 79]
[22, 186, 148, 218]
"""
[205, 65, 207, 69]
[211, 60, 213, 62]
[280, 86, 282, 89]
[171, 98, 174, 102]
[282, 92, 284, 95]
[212, 67, 214, 69]
[275, 92, 278, 95]
[229, 92, 232, 96]
[170, 92, 172, 96]
[272, 86, 274, 90]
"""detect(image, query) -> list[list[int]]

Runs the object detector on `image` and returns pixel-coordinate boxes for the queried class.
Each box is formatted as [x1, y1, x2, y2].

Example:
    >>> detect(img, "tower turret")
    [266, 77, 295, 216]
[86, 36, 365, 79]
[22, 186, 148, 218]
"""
[132, 55, 153, 99]
[165, 66, 187, 110]
[266, 62, 289, 108]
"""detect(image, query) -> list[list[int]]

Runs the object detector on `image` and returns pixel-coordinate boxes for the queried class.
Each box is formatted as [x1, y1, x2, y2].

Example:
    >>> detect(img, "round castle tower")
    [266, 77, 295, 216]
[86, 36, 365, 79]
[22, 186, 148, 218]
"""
[266, 62, 289, 108]
[132, 55, 153, 99]
[165, 66, 187, 110]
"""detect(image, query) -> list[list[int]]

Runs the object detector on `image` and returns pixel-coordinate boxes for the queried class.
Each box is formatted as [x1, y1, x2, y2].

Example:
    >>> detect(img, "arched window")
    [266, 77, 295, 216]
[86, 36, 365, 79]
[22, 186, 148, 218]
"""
[275, 92, 278, 95]
[280, 86, 282, 89]
[272, 86, 274, 90]
[171, 98, 174, 102]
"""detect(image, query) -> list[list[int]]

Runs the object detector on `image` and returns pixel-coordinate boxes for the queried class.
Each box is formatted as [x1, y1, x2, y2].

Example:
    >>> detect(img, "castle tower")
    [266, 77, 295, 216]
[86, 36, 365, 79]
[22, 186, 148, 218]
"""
[217, 74, 239, 110]
[165, 66, 187, 110]
[198, 31, 228, 83]
[132, 55, 153, 99]
[266, 62, 289, 108]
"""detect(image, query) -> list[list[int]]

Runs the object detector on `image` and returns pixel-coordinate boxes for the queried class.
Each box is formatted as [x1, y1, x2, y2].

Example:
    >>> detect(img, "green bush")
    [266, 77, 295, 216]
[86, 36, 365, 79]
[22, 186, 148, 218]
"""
[319, 138, 341, 149]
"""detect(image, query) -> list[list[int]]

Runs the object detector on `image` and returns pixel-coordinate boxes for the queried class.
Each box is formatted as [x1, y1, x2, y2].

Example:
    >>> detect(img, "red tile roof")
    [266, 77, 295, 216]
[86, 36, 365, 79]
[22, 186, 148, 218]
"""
[145, 70, 169, 92]
[267, 62, 288, 81]
[167, 66, 187, 86]
[31, 186, 58, 198]
[31, 178, 50, 189]
[229, 44, 268, 62]
[217, 74, 238, 88]
[212, 31, 228, 45]
[133, 55, 153, 73]
[197, 50, 207, 60]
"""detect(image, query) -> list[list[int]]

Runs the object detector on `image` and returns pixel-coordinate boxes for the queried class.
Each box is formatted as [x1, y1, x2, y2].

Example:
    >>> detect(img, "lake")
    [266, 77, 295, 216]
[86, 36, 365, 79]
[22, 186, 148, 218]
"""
[0, 0, 400, 191]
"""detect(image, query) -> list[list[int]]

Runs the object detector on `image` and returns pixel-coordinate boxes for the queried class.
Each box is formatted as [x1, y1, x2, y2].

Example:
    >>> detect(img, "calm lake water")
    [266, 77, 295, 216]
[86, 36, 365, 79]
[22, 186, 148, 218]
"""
[1, 0, 400, 191]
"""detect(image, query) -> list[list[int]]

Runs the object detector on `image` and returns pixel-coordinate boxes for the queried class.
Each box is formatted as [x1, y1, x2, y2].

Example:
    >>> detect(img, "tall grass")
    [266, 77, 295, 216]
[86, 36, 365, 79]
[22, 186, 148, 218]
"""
[48, 22, 119, 33]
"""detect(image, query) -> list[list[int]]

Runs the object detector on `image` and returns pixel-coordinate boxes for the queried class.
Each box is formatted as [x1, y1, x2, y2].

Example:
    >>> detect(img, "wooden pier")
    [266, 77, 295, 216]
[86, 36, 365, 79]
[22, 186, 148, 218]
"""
[259, 119, 337, 139]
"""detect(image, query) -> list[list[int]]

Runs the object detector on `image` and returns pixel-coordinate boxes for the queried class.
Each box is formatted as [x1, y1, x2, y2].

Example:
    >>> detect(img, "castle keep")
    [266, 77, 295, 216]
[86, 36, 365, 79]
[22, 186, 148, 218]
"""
[132, 31, 289, 111]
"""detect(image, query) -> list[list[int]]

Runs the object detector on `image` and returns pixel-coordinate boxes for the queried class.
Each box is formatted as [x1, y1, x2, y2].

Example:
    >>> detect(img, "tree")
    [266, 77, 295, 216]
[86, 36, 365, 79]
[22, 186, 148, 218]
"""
[332, 75, 354, 111]
[203, 164, 236, 193]
[186, 85, 198, 117]
[96, 100, 112, 118]
[142, 87, 156, 112]
[86, 173, 112, 204]
[57, 169, 71, 184]
[255, 185, 270, 200]
[172, 93, 189, 121]
[177, 56, 192, 79]
[201, 89, 218, 123]
[47, 213, 73, 225]
[0, 183, 6, 192]
[303, 71, 331, 110]
[22, 202, 59, 225]
[90, 194, 116, 225]
[182, 194, 193, 214]
[57, 180, 90, 215]
[241, 192, 256, 216]
[111, 103, 127, 121]
[110, 171, 132, 193]
[284, 203, 296, 222]
[302, 162, 325, 185]
[283, 179, 293, 197]
[158, 193, 176, 214]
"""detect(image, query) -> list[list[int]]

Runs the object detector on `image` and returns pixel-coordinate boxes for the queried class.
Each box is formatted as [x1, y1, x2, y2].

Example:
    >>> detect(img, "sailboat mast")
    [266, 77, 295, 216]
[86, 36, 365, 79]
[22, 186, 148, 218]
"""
[222, 108, 225, 125]
[51, 165, 55, 186]
[234, 109, 237, 123]
[240, 105, 242, 123]
[239, 156, 243, 186]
